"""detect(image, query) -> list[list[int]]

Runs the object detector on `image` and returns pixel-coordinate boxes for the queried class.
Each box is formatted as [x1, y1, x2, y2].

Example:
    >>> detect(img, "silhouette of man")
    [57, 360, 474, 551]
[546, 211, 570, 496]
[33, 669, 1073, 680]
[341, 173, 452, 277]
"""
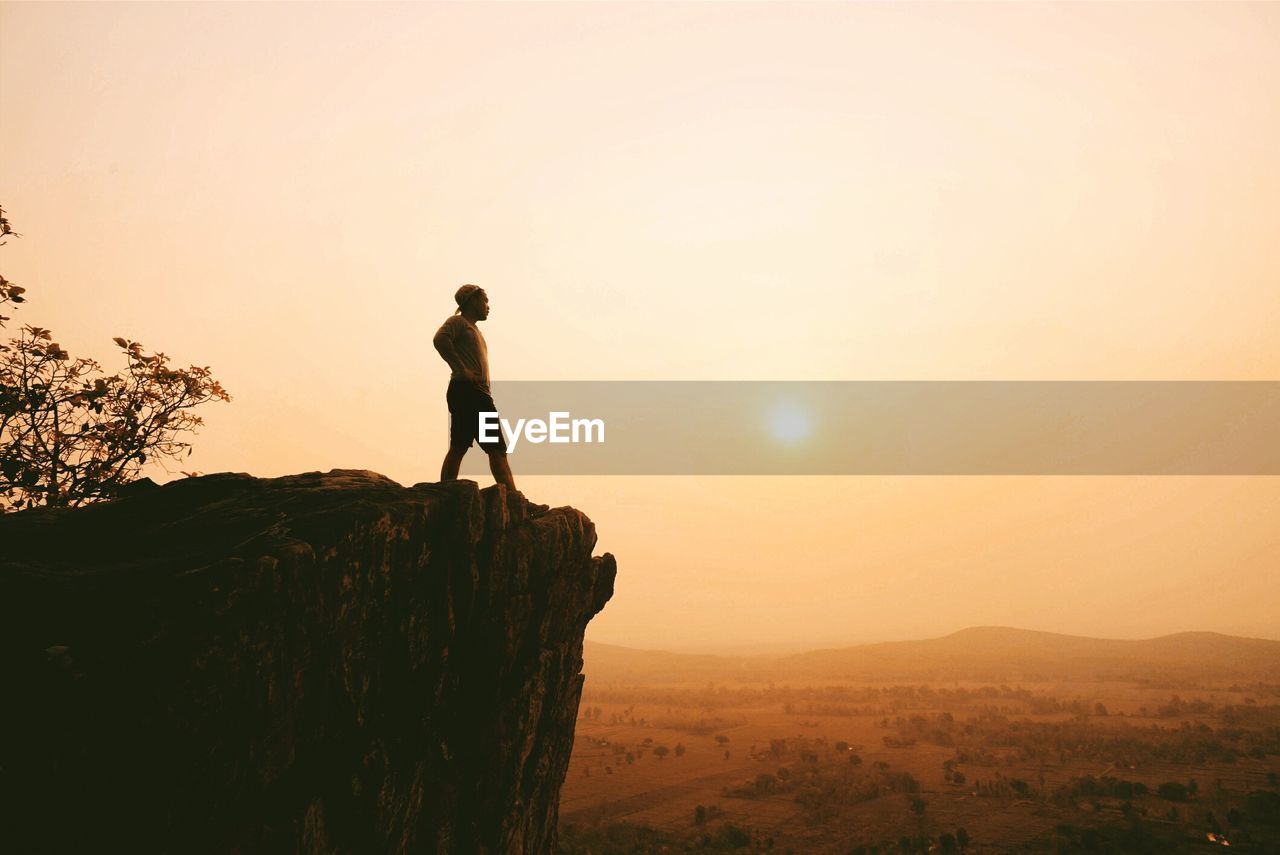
[433, 284, 518, 491]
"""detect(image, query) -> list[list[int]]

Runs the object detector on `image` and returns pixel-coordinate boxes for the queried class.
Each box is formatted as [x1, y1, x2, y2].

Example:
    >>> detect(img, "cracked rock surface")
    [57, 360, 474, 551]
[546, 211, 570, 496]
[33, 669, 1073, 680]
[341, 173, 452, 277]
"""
[0, 469, 616, 854]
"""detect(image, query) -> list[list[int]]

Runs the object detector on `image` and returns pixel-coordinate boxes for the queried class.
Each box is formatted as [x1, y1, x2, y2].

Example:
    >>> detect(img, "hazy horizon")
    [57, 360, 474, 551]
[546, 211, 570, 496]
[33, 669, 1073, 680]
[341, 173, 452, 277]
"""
[586, 623, 1280, 658]
[3, 3, 1277, 650]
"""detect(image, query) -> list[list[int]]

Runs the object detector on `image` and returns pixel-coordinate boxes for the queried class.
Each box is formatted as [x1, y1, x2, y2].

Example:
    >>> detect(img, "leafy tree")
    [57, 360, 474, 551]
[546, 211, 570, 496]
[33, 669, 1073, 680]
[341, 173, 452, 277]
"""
[713, 823, 751, 849]
[652, 745, 669, 760]
[0, 207, 25, 327]
[0, 206, 231, 510]
[1247, 789, 1280, 822]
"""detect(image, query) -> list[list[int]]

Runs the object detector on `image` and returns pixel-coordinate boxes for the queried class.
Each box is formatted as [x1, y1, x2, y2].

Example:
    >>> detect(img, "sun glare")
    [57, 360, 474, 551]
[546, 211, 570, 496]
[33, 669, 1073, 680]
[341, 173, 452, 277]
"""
[767, 401, 813, 446]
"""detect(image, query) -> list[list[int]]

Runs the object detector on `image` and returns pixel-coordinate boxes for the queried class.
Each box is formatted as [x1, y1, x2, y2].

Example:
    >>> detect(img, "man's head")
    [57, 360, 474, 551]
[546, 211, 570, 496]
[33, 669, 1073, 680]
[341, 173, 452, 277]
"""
[454, 284, 489, 320]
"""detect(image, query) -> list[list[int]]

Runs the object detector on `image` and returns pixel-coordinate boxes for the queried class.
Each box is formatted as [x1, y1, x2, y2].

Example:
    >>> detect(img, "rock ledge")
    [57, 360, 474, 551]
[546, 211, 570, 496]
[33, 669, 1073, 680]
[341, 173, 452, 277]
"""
[0, 469, 615, 853]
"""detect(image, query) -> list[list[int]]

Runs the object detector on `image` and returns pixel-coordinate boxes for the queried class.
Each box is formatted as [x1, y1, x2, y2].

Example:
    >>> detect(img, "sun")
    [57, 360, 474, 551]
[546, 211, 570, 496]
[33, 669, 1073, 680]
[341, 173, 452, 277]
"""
[766, 402, 813, 446]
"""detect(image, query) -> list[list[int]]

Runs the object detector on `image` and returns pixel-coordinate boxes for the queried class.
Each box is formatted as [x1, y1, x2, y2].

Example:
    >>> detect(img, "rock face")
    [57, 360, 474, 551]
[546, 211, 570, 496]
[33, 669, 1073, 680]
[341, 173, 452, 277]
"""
[0, 470, 616, 854]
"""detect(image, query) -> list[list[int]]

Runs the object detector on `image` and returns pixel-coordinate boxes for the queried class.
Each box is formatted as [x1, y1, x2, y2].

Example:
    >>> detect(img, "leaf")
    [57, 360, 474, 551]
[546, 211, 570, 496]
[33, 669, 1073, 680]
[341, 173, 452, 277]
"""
[113, 337, 128, 348]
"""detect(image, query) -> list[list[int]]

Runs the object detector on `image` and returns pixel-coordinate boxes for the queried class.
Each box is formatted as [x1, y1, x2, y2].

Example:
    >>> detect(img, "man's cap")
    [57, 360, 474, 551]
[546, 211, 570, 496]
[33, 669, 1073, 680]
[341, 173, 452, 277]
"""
[454, 284, 483, 313]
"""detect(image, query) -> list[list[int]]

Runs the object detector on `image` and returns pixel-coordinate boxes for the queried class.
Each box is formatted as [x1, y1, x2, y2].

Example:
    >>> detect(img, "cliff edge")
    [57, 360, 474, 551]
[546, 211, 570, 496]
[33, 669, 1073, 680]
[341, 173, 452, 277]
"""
[0, 469, 616, 853]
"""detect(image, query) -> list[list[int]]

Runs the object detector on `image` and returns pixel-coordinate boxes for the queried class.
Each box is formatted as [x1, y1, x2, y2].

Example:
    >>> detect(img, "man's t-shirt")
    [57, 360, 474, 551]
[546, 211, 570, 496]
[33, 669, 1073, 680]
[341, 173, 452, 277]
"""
[433, 314, 490, 393]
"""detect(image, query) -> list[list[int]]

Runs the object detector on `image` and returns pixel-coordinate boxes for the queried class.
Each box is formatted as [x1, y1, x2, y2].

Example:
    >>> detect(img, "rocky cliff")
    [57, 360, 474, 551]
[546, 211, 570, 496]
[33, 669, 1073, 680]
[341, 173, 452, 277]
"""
[0, 470, 616, 854]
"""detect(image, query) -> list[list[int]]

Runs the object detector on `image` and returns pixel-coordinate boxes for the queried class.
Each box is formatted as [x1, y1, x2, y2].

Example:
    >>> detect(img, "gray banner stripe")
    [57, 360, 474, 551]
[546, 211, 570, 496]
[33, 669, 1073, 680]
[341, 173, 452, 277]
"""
[453, 382, 1280, 475]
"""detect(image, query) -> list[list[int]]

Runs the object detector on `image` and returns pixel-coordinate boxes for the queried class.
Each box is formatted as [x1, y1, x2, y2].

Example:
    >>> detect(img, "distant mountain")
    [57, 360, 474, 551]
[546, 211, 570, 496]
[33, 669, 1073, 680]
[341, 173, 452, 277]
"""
[582, 641, 737, 683]
[584, 627, 1280, 684]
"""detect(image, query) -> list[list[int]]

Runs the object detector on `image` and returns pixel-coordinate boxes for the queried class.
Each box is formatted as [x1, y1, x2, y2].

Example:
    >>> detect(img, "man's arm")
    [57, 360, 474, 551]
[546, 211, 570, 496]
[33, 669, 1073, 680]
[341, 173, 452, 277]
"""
[433, 321, 479, 384]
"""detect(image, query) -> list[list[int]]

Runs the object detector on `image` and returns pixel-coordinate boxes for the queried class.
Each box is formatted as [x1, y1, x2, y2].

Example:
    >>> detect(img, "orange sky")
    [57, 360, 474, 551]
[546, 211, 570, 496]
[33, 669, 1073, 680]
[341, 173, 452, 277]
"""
[2, 2, 1278, 650]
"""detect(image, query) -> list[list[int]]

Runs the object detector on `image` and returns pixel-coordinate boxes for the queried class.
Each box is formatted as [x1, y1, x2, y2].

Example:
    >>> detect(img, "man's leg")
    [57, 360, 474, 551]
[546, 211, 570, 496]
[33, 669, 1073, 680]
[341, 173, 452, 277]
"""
[441, 445, 468, 481]
[486, 449, 518, 492]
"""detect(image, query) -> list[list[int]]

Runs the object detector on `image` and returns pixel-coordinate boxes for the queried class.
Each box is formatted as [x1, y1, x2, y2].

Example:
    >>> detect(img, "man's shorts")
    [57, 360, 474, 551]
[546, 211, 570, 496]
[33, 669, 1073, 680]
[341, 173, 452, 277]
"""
[447, 379, 507, 453]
